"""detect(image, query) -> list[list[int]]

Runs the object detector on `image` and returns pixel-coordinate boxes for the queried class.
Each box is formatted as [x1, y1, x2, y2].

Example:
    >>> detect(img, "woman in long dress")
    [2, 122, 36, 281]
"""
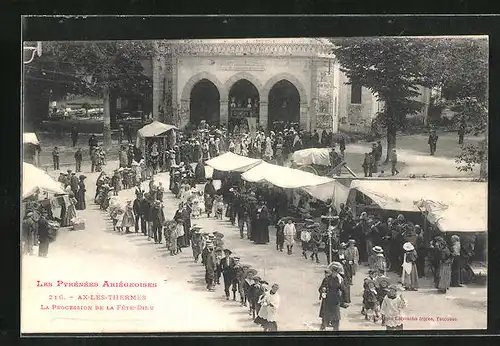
[234, 139, 242, 155]
[63, 194, 78, 226]
[194, 158, 206, 183]
[318, 265, 343, 331]
[252, 199, 270, 244]
[76, 175, 87, 210]
[264, 136, 274, 162]
[401, 242, 419, 291]
[241, 138, 249, 157]
[450, 235, 463, 287]
[436, 238, 453, 293]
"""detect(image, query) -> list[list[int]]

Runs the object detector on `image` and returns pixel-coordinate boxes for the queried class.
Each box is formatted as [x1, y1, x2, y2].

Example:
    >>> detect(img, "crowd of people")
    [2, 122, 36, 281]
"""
[90, 161, 282, 331]
[36, 120, 479, 331]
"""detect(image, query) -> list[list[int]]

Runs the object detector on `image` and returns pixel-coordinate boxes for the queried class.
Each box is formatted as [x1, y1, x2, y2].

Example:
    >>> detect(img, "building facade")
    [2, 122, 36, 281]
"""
[152, 39, 429, 134]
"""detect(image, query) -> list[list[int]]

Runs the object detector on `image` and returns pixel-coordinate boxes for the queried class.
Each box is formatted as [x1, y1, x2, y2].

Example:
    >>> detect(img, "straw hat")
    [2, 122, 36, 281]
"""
[403, 242, 414, 251]
[328, 261, 343, 273]
[376, 276, 391, 287]
[348, 239, 356, 244]
[372, 246, 384, 254]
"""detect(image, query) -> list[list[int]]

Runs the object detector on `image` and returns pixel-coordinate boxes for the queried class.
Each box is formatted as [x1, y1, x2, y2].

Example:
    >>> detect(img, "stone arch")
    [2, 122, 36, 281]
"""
[224, 72, 263, 99]
[180, 72, 226, 102]
[262, 73, 307, 103]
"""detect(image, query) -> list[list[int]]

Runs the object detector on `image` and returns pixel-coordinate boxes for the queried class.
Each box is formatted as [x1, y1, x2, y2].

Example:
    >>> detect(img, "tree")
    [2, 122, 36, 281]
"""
[23, 42, 87, 130]
[418, 37, 488, 180]
[330, 37, 426, 162]
[41, 41, 153, 149]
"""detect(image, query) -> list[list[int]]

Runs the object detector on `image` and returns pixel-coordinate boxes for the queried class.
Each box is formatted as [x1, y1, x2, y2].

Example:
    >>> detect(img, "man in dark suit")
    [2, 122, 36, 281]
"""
[220, 249, 236, 300]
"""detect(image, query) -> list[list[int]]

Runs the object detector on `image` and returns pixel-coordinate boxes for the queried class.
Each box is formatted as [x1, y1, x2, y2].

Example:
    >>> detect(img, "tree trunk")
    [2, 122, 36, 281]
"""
[103, 87, 112, 150]
[480, 135, 488, 181]
[385, 123, 397, 164]
[110, 92, 117, 129]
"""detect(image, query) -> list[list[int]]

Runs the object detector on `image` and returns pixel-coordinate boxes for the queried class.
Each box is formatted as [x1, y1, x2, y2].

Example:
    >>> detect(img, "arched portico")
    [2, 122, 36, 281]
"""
[261, 73, 308, 130]
[178, 72, 226, 128]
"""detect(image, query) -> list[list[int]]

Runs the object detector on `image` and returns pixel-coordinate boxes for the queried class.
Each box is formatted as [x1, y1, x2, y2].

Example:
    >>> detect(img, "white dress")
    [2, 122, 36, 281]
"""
[258, 292, 280, 322]
[283, 223, 296, 246]
[264, 137, 273, 159]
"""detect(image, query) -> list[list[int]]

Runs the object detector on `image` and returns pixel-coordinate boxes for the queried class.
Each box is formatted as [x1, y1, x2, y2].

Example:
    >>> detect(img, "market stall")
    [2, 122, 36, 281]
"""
[241, 161, 333, 190]
[302, 179, 350, 212]
[135, 121, 177, 170]
[291, 147, 356, 177]
[23, 132, 41, 167]
[22, 162, 79, 239]
[23, 162, 65, 199]
[205, 152, 263, 173]
[346, 179, 488, 263]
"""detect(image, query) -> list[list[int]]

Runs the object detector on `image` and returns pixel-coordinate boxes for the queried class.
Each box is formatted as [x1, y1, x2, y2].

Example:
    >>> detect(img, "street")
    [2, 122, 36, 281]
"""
[22, 158, 487, 332]
[32, 130, 481, 179]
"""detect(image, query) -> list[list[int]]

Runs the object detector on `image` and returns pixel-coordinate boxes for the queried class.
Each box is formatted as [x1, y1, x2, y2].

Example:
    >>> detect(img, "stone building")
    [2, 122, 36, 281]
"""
[151, 38, 429, 134]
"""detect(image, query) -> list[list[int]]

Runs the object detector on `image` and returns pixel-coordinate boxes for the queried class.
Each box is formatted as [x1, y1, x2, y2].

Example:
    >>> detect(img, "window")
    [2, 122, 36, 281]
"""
[351, 83, 362, 104]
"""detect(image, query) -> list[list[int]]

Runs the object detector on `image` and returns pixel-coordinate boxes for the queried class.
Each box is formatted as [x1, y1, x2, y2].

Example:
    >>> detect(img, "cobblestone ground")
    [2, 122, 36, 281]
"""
[22, 160, 487, 332]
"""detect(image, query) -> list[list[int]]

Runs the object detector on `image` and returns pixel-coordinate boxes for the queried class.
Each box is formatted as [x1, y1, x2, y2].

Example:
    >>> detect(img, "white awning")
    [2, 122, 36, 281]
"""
[22, 162, 65, 199]
[205, 152, 262, 172]
[349, 179, 487, 233]
[292, 147, 332, 166]
[135, 121, 177, 147]
[241, 161, 333, 188]
[23, 133, 39, 146]
[302, 180, 350, 208]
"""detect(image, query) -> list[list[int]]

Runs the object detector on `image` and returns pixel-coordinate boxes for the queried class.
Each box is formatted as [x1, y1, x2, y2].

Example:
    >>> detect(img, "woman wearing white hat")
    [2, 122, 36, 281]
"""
[371, 246, 387, 276]
[401, 242, 419, 291]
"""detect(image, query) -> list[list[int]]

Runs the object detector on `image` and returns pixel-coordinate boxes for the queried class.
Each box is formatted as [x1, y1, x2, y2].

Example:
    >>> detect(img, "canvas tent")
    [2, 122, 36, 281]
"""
[135, 121, 177, 169]
[302, 180, 350, 211]
[205, 152, 262, 172]
[348, 179, 487, 233]
[135, 121, 177, 143]
[23, 132, 41, 166]
[23, 133, 40, 146]
[292, 148, 332, 166]
[241, 161, 333, 190]
[22, 162, 65, 199]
